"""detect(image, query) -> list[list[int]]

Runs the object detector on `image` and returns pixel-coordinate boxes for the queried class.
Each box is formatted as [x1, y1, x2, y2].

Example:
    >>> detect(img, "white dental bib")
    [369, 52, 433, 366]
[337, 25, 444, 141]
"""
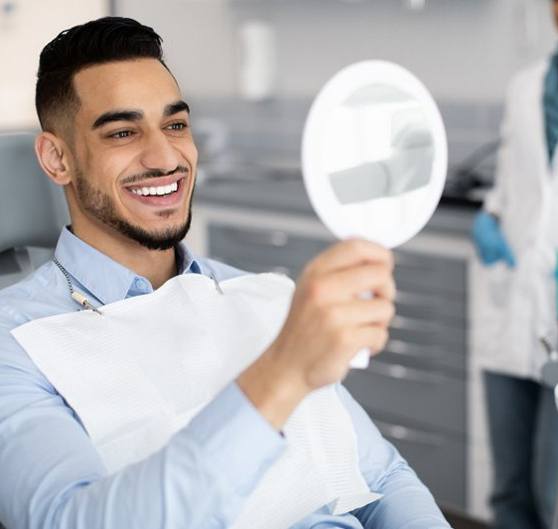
[12, 272, 378, 528]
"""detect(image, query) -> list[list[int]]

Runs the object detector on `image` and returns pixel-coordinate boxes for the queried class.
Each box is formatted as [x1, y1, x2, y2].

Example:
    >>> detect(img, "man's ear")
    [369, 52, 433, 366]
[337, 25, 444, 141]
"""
[35, 132, 72, 186]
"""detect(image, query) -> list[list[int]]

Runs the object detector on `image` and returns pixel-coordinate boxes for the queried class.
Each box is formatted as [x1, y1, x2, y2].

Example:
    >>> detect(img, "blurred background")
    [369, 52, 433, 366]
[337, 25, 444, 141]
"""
[2, 1, 558, 528]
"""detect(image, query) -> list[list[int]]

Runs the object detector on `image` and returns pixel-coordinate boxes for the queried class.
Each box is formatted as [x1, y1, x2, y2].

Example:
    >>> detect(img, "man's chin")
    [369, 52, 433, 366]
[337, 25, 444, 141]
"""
[109, 216, 191, 251]
[74, 170, 194, 251]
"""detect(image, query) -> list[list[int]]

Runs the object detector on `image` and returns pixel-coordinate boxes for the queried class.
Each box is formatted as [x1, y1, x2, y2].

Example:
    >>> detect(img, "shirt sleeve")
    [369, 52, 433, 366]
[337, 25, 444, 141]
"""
[336, 384, 451, 529]
[0, 315, 285, 529]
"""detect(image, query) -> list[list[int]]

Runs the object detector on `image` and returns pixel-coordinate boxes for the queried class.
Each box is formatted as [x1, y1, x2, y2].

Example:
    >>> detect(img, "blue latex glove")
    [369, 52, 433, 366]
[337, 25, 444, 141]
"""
[472, 211, 516, 268]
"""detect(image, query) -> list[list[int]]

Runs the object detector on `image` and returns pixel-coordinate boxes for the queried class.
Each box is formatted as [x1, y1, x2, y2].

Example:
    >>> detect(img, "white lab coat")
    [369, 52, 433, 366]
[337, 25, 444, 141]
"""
[472, 58, 558, 380]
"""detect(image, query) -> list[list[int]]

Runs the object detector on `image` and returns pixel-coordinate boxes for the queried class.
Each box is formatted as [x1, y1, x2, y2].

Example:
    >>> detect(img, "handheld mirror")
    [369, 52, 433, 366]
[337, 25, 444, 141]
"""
[302, 61, 448, 368]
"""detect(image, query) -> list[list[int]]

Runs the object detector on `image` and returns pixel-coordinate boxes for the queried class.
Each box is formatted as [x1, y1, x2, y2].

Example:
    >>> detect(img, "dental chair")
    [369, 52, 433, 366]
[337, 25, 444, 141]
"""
[0, 131, 68, 529]
[0, 132, 68, 291]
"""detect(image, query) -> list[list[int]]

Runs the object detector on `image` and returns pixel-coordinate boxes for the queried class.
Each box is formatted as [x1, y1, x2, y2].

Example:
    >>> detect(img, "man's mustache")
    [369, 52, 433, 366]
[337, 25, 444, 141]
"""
[120, 166, 189, 186]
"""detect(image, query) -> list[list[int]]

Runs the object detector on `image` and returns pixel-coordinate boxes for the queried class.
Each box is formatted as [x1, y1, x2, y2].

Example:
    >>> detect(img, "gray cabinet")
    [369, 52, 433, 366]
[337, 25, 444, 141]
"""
[208, 223, 329, 275]
[206, 218, 468, 511]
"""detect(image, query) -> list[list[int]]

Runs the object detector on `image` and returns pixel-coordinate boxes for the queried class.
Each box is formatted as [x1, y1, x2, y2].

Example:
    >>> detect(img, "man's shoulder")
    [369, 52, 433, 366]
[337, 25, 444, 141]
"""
[0, 263, 63, 401]
[0, 260, 67, 331]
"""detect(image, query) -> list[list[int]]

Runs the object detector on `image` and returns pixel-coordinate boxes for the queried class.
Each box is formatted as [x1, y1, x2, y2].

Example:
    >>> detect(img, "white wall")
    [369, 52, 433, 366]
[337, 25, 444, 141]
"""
[1, 1, 554, 129]
[117, 0, 557, 103]
[0, 0, 109, 130]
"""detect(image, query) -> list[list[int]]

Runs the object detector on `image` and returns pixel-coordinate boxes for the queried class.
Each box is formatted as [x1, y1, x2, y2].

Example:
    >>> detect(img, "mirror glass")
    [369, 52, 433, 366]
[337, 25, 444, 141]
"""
[302, 61, 447, 249]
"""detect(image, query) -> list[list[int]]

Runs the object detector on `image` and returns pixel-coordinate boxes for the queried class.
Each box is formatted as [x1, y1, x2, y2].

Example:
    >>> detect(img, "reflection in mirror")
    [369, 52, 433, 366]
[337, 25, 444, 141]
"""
[302, 61, 447, 249]
[327, 84, 434, 205]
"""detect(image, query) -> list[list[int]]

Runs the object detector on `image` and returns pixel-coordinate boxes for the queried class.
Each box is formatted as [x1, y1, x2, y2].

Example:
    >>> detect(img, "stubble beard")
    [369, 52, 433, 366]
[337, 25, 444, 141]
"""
[74, 169, 193, 251]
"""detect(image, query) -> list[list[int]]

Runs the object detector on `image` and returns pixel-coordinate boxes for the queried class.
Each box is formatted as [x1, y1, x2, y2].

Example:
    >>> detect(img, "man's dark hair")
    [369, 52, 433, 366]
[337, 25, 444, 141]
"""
[36, 17, 167, 133]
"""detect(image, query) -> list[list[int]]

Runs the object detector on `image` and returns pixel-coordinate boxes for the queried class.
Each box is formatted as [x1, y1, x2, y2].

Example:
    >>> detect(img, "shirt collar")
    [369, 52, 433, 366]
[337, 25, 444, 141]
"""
[54, 227, 202, 305]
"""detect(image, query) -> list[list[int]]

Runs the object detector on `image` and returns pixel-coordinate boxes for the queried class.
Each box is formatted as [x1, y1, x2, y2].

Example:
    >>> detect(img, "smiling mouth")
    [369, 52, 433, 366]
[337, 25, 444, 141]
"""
[130, 181, 179, 197]
[124, 175, 187, 206]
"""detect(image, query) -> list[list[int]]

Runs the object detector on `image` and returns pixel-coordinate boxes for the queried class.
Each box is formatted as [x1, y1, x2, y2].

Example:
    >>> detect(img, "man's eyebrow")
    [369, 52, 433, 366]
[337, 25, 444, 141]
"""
[164, 100, 190, 117]
[92, 110, 143, 130]
[91, 101, 190, 130]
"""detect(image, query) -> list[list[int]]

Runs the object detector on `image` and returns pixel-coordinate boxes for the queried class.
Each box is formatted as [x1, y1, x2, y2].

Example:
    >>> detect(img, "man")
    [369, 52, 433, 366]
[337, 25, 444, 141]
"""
[471, 1, 558, 528]
[0, 17, 450, 529]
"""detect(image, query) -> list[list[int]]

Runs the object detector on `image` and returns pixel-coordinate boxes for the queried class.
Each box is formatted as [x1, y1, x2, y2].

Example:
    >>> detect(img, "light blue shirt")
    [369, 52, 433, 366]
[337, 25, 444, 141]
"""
[0, 228, 450, 529]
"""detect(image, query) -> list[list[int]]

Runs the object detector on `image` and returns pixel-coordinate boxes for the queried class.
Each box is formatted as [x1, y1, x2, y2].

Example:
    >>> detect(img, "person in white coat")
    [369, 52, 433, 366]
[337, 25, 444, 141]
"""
[472, 2, 558, 528]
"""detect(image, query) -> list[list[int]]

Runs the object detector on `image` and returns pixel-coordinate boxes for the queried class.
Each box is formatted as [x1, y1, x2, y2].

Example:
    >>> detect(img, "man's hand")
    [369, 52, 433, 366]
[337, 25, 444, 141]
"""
[237, 239, 395, 430]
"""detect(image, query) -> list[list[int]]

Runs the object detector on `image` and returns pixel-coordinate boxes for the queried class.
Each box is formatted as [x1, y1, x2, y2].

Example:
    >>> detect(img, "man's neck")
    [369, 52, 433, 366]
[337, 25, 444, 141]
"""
[70, 221, 178, 290]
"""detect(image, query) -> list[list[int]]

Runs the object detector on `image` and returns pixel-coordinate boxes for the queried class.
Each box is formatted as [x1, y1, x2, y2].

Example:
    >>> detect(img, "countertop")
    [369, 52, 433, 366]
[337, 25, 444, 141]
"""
[195, 174, 479, 238]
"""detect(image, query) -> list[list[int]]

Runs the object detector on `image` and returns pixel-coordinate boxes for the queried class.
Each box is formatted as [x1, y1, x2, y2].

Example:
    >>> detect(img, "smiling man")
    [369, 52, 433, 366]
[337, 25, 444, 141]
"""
[36, 49, 198, 288]
[0, 17, 450, 529]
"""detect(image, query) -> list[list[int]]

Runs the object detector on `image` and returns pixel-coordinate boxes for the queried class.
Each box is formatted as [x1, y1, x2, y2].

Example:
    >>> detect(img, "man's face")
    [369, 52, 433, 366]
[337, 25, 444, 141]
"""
[554, 0, 558, 30]
[68, 58, 197, 250]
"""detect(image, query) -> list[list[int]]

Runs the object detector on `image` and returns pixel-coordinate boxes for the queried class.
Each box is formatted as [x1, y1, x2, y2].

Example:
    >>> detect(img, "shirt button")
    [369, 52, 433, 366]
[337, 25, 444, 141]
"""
[134, 278, 148, 291]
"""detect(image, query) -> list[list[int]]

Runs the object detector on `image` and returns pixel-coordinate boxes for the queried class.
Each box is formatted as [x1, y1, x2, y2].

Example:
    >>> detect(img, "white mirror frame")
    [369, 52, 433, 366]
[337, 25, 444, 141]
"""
[302, 60, 448, 249]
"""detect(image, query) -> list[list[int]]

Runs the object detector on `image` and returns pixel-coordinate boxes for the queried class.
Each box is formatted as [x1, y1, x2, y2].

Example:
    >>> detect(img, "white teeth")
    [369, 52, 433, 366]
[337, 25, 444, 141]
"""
[130, 181, 180, 197]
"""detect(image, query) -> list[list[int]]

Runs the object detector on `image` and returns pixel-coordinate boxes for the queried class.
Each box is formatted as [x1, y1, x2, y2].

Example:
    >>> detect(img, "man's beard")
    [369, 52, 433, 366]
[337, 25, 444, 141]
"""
[74, 168, 193, 251]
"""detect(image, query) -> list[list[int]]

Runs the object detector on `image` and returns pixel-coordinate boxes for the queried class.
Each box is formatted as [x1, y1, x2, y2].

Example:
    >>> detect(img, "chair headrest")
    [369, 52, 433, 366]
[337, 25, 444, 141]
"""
[0, 133, 69, 253]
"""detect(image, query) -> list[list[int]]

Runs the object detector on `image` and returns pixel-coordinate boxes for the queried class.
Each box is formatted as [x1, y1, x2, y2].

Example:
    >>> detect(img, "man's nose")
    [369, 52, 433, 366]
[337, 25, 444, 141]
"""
[140, 131, 182, 173]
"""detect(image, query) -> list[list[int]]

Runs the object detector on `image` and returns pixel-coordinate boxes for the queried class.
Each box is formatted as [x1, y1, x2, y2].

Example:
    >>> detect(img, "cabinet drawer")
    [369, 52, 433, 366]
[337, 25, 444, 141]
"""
[345, 362, 466, 435]
[395, 250, 466, 295]
[381, 339, 465, 372]
[210, 256, 299, 279]
[373, 418, 466, 510]
[396, 290, 466, 325]
[389, 315, 466, 354]
[208, 224, 328, 272]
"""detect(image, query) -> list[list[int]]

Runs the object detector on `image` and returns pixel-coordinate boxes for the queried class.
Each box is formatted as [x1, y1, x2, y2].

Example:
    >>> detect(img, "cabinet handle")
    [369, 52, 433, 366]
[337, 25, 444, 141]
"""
[387, 339, 417, 354]
[386, 339, 452, 361]
[269, 231, 289, 247]
[387, 339, 424, 357]
[370, 361, 449, 385]
[222, 228, 290, 247]
[390, 316, 436, 332]
[395, 291, 439, 306]
[271, 266, 291, 276]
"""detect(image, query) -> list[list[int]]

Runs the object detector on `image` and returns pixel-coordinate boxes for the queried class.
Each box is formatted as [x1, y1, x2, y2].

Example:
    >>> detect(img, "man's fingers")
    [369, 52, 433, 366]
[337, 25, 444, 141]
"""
[326, 298, 395, 328]
[346, 325, 390, 358]
[309, 263, 396, 304]
[307, 239, 393, 276]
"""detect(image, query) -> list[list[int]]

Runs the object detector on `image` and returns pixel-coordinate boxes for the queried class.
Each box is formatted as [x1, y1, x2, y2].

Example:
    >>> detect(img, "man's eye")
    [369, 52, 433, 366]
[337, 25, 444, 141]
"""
[109, 130, 134, 139]
[167, 122, 187, 131]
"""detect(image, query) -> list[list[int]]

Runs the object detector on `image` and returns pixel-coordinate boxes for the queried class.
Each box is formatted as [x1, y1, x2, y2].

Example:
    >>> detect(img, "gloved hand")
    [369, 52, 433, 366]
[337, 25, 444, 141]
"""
[472, 211, 516, 268]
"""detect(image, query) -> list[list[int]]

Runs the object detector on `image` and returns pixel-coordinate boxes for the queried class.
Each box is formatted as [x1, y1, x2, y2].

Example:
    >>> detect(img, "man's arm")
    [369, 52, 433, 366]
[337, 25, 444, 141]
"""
[1, 239, 395, 529]
[0, 321, 284, 529]
[337, 385, 451, 529]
